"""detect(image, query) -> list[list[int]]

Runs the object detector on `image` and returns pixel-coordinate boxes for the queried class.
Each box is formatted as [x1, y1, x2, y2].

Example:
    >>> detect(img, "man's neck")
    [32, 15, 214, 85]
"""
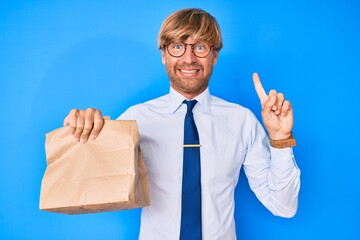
[171, 86, 207, 100]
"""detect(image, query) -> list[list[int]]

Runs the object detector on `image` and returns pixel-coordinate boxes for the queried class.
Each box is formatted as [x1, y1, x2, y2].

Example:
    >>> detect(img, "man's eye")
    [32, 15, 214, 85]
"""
[173, 44, 183, 50]
[195, 45, 206, 51]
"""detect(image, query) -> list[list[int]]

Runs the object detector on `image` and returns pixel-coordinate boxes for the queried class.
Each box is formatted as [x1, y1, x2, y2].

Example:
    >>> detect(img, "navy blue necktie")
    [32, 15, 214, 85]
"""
[180, 100, 202, 240]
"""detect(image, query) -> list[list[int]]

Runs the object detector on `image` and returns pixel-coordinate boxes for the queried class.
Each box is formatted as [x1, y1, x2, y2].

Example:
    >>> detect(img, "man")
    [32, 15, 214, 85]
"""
[64, 8, 300, 239]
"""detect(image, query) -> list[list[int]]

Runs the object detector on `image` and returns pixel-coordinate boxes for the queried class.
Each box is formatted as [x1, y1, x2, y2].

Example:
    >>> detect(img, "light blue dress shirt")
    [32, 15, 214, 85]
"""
[118, 87, 300, 240]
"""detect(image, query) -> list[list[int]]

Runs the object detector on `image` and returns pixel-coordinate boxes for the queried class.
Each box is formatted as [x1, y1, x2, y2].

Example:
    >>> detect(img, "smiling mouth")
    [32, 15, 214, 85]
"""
[180, 69, 198, 73]
[178, 69, 199, 76]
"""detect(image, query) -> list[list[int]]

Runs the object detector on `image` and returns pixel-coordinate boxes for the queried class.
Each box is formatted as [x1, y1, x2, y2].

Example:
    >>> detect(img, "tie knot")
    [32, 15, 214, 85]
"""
[183, 100, 197, 114]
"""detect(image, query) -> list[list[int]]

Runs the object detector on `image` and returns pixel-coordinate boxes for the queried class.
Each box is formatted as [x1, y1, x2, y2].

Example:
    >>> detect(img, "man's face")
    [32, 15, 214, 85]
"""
[162, 36, 219, 99]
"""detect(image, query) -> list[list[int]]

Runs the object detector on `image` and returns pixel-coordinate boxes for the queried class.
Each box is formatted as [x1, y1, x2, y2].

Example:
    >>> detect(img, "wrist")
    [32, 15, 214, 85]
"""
[268, 132, 292, 140]
[269, 132, 296, 149]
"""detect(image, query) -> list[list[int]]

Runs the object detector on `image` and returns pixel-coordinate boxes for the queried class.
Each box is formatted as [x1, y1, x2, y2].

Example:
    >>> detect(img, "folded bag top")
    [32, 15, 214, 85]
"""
[39, 120, 150, 214]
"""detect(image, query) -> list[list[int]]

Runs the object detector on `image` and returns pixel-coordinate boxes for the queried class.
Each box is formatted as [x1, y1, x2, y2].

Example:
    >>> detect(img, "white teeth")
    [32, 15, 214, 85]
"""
[181, 69, 197, 73]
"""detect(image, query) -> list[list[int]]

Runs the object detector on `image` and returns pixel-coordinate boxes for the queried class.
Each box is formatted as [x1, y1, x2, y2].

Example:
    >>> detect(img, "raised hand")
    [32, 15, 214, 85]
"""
[63, 108, 105, 143]
[252, 72, 293, 140]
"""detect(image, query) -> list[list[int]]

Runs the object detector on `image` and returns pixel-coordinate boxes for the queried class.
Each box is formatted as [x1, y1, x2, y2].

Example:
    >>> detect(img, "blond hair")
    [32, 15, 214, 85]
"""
[158, 8, 223, 51]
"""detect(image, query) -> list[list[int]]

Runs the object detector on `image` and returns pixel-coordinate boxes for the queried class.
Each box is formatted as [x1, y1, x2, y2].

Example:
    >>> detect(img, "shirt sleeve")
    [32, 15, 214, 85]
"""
[242, 117, 301, 218]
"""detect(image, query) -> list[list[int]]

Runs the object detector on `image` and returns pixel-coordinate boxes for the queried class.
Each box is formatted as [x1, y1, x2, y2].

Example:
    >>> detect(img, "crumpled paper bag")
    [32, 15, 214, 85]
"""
[39, 120, 150, 214]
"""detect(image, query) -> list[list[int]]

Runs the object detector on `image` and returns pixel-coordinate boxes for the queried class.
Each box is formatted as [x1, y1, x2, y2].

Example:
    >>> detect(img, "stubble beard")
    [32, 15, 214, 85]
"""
[166, 63, 213, 97]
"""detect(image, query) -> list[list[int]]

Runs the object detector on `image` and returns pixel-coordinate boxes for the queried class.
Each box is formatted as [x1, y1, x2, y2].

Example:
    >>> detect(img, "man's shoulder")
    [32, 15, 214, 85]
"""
[210, 95, 252, 114]
[209, 95, 260, 128]
[134, 93, 170, 110]
[118, 94, 169, 120]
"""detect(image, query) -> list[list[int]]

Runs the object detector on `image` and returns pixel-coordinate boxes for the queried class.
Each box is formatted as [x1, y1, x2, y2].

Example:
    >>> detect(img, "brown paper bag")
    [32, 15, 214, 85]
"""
[39, 120, 150, 214]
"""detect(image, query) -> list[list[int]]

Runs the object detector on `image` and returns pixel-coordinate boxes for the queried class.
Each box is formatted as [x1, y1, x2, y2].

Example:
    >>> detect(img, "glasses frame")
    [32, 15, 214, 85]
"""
[164, 42, 213, 58]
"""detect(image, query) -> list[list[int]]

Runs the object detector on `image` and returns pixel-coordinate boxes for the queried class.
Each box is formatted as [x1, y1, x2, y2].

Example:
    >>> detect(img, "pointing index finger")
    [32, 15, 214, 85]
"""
[253, 72, 268, 103]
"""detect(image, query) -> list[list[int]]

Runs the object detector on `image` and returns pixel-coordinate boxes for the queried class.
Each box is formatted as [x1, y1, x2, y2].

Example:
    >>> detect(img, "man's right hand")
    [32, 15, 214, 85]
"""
[63, 108, 105, 143]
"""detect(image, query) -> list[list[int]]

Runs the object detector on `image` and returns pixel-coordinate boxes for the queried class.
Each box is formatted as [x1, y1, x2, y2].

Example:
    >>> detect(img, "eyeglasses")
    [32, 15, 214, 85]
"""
[165, 42, 212, 58]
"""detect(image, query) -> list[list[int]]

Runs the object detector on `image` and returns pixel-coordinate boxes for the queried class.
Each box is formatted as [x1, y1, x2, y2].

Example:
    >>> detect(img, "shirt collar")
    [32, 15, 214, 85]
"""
[169, 87, 211, 114]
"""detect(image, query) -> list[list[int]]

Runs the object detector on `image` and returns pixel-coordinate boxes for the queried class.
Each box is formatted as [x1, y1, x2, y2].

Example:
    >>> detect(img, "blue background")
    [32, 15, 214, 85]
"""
[1, 0, 359, 239]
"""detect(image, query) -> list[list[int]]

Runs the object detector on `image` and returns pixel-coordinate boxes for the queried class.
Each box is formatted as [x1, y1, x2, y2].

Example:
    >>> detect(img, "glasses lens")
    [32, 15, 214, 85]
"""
[193, 42, 210, 57]
[167, 43, 185, 57]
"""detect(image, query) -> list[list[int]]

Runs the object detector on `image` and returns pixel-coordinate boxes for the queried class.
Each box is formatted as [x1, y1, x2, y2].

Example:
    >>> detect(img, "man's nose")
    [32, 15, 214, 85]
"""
[182, 45, 197, 63]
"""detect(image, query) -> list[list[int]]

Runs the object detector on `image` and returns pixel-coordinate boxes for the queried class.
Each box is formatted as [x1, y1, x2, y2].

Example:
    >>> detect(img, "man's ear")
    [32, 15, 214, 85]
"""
[161, 49, 166, 64]
[212, 49, 219, 65]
